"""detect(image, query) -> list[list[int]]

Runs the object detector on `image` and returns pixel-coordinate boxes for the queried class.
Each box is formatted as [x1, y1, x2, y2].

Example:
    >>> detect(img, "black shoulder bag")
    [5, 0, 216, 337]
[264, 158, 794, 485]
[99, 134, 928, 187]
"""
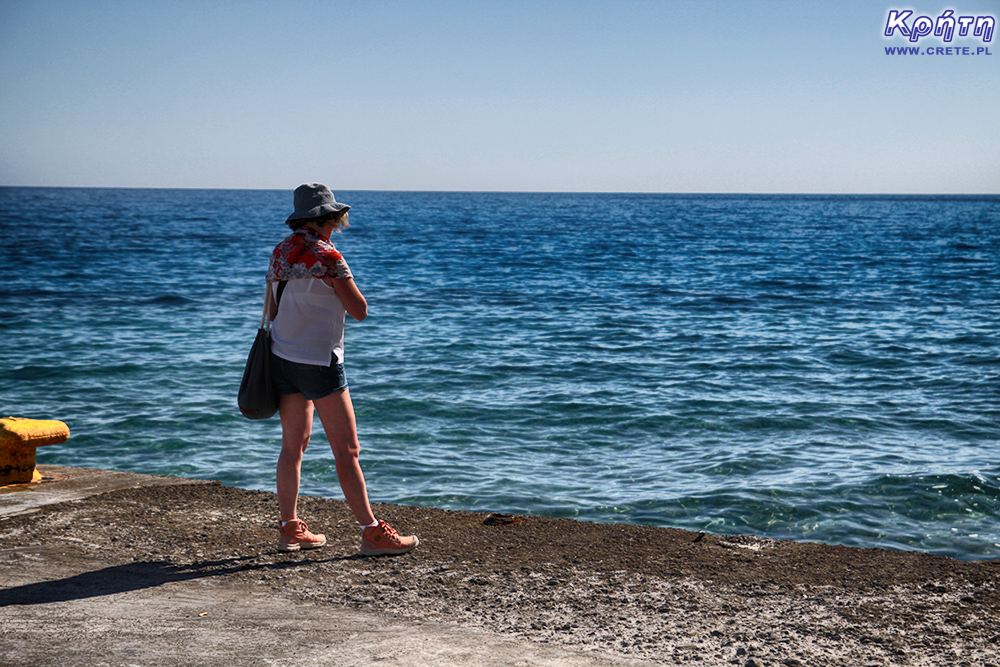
[238, 281, 287, 420]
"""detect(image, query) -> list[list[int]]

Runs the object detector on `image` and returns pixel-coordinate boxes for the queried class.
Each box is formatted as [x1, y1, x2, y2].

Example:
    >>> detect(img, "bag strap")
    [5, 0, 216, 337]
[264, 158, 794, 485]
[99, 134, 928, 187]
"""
[260, 280, 289, 331]
[276, 280, 288, 307]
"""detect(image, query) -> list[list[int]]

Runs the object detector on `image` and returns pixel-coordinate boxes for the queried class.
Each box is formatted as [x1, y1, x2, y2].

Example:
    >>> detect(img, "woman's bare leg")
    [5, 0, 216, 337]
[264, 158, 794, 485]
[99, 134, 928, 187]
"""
[313, 388, 377, 526]
[276, 393, 313, 522]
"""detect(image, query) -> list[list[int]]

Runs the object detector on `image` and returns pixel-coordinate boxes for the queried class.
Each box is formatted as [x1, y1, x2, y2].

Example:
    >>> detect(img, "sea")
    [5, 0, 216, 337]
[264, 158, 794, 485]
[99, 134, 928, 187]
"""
[1, 187, 998, 561]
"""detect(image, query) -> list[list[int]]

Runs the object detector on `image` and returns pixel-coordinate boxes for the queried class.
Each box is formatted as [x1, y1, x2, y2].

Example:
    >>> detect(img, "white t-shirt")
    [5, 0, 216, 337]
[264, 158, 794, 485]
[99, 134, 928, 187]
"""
[270, 278, 346, 366]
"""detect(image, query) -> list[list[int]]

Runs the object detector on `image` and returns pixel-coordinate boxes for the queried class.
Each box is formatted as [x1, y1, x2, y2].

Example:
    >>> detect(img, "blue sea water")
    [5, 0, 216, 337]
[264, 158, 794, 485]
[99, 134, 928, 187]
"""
[1, 187, 998, 560]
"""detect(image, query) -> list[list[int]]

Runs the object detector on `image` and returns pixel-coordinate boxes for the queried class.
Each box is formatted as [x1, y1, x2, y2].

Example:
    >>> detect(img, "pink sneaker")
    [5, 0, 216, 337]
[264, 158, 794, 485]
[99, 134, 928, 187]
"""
[277, 519, 327, 552]
[361, 520, 419, 556]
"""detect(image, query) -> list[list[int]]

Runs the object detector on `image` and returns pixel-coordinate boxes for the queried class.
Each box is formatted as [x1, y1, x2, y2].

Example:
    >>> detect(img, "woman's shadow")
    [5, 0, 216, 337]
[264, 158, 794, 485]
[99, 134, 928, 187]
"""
[0, 552, 357, 607]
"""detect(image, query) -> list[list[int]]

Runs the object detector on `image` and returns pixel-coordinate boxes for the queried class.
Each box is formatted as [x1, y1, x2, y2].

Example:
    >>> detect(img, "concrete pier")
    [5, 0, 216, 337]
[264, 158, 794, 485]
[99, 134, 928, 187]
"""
[2, 465, 998, 666]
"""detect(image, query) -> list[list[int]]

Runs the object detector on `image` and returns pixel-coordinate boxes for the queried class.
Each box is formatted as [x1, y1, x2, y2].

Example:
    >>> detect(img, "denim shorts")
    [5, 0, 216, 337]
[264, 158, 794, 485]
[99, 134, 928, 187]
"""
[270, 353, 348, 400]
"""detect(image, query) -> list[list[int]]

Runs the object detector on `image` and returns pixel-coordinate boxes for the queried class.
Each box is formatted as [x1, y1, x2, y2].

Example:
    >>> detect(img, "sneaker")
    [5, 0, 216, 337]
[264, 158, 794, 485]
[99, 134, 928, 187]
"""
[278, 519, 327, 552]
[361, 520, 419, 556]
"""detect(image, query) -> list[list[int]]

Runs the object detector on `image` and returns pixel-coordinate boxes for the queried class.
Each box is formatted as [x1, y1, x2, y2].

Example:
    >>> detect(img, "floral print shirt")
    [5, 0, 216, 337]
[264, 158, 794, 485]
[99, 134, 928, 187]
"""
[266, 227, 352, 283]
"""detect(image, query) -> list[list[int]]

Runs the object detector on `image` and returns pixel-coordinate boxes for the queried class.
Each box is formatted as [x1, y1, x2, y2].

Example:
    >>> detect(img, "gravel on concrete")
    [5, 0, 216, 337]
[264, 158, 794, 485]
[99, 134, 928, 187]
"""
[2, 466, 999, 666]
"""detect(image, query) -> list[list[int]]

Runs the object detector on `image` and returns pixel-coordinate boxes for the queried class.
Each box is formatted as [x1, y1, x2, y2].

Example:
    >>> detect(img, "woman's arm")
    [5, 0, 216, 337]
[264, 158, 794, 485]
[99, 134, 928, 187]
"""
[326, 276, 368, 321]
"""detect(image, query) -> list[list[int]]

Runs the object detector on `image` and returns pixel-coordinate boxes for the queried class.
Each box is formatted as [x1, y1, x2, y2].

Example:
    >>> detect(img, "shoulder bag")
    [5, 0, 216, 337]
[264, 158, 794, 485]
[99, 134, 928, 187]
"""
[238, 281, 287, 420]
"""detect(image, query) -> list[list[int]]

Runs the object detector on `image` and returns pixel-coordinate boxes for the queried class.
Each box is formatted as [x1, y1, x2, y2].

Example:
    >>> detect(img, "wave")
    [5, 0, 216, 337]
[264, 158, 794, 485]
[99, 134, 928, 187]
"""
[143, 294, 196, 306]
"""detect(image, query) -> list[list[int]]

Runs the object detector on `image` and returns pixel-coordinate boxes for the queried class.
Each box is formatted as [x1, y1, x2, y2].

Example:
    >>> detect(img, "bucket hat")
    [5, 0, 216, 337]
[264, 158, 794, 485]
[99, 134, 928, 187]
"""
[286, 183, 350, 223]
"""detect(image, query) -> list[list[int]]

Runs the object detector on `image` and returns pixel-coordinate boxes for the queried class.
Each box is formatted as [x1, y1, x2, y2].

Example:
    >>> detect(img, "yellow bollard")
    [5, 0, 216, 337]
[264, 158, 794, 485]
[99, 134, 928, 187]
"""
[0, 417, 70, 485]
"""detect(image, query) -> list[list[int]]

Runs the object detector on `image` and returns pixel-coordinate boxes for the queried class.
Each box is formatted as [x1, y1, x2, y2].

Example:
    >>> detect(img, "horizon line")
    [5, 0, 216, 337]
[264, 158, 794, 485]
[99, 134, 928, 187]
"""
[1, 184, 998, 198]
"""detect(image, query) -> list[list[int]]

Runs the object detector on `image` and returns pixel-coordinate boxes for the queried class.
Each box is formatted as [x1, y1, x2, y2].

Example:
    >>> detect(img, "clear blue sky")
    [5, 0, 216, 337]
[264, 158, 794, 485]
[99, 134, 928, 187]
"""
[1, 0, 997, 193]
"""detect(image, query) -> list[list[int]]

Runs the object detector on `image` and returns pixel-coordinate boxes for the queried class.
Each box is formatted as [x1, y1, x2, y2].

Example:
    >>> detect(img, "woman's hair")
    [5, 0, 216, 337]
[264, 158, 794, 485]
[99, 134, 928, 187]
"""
[286, 210, 350, 232]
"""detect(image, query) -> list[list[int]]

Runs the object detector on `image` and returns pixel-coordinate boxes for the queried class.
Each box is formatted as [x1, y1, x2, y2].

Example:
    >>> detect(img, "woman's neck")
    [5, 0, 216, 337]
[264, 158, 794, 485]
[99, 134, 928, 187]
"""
[305, 222, 332, 239]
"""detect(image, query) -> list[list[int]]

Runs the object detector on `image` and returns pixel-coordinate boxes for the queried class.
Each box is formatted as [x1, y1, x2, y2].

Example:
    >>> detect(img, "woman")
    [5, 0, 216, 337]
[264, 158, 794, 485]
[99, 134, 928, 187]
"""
[266, 183, 418, 556]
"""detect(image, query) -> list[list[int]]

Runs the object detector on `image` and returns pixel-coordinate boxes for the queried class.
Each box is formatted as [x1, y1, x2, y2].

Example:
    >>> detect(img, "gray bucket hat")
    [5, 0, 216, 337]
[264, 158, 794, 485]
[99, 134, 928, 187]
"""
[286, 183, 350, 223]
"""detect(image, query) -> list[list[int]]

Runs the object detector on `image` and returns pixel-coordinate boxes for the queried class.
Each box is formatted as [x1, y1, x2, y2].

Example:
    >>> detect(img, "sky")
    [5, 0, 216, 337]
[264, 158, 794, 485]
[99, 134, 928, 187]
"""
[1, 0, 997, 193]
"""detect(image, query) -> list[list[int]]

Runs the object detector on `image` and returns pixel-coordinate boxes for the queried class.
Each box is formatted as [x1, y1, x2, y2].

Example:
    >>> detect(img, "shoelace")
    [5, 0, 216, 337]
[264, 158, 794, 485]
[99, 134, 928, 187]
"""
[289, 520, 313, 537]
[378, 520, 399, 537]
